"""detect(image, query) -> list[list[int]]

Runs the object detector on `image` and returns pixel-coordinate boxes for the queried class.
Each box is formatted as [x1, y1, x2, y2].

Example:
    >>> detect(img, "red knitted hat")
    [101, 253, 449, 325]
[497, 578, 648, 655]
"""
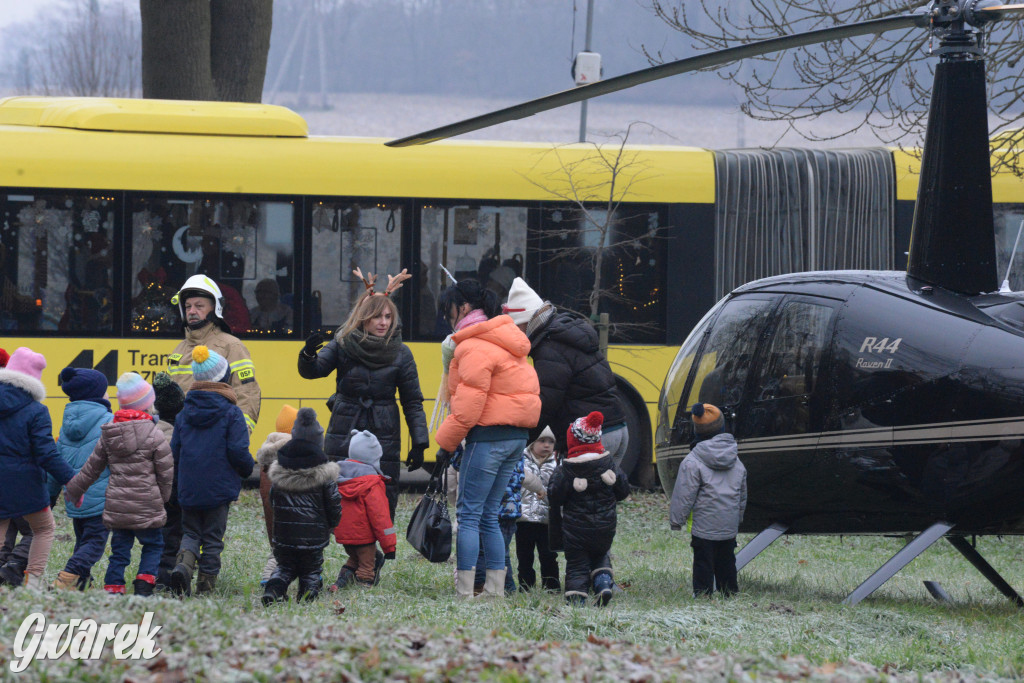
[567, 411, 604, 458]
[0, 348, 8, 368]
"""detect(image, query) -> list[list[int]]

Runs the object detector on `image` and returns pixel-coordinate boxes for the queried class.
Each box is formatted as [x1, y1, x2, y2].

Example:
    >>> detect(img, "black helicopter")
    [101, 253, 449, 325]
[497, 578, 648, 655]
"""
[388, 0, 1024, 607]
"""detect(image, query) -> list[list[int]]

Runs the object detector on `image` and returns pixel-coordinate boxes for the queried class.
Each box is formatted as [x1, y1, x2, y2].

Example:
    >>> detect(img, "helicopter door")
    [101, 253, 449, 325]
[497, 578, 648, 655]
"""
[743, 297, 836, 444]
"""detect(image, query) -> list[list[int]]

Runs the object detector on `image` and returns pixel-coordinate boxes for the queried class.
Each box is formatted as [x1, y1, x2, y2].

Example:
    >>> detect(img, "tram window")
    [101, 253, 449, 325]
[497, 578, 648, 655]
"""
[129, 196, 296, 337]
[310, 200, 403, 333]
[691, 297, 775, 409]
[536, 204, 667, 343]
[755, 301, 832, 401]
[419, 203, 528, 339]
[1, 192, 116, 333]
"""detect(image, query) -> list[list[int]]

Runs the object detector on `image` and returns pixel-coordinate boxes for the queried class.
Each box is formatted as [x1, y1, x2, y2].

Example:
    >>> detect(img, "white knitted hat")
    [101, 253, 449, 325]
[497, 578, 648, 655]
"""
[502, 277, 544, 325]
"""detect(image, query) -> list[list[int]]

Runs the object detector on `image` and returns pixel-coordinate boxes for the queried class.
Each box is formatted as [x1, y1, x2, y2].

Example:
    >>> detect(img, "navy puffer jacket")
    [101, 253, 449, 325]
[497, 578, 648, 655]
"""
[0, 370, 75, 518]
[170, 382, 253, 510]
[528, 312, 626, 451]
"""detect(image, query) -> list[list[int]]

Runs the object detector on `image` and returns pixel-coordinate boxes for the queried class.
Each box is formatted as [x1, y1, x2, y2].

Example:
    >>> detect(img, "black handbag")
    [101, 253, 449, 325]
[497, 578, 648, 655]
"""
[406, 468, 452, 562]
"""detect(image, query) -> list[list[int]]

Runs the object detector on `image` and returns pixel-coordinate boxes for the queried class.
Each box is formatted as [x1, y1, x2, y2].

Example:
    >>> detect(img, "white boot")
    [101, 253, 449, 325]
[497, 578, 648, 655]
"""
[23, 572, 44, 592]
[481, 569, 507, 599]
[456, 569, 476, 599]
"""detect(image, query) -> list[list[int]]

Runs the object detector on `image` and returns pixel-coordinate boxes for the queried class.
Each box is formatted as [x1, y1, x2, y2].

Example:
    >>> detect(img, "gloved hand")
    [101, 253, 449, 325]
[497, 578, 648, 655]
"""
[383, 551, 396, 561]
[670, 523, 682, 531]
[406, 443, 427, 472]
[303, 331, 326, 357]
[435, 448, 454, 473]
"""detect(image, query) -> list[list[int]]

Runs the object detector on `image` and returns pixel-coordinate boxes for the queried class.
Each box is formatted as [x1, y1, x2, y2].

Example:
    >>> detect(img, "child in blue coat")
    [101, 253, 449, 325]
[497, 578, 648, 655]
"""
[0, 348, 75, 591]
[169, 346, 253, 596]
[49, 367, 114, 590]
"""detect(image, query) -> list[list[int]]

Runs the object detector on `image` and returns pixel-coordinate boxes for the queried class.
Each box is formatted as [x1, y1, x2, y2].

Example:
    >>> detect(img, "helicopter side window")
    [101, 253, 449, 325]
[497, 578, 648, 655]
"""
[756, 301, 832, 401]
[690, 297, 776, 411]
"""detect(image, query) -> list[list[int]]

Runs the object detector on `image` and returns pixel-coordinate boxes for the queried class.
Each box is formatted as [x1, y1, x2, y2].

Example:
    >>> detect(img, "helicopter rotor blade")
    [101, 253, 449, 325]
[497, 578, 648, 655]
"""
[386, 14, 925, 147]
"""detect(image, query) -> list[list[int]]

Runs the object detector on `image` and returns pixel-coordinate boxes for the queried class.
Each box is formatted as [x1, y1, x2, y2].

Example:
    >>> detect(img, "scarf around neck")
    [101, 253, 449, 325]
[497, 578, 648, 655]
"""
[343, 330, 402, 370]
[455, 308, 489, 331]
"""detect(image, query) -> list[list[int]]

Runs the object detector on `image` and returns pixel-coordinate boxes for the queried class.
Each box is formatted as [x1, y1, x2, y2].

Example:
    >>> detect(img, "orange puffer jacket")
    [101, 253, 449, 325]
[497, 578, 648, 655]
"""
[435, 315, 541, 451]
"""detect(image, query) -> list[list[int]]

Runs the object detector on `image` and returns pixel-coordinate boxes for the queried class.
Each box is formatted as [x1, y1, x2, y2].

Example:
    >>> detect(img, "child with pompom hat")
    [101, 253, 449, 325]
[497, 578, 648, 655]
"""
[65, 372, 173, 596]
[254, 404, 299, 585]
[669, 403, 746, 597]
[169, 345, 253, 596]
[547, 411, 630, 606]
[48, 367, 114, 591]
[0, 347, 75, 591]
[152, 371, 186, 589]
[262, 408, 341, 604]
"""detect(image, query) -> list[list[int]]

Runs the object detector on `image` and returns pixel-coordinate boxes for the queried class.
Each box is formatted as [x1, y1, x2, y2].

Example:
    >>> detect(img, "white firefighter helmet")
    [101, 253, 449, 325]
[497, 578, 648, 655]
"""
[171, 274, 225, 321]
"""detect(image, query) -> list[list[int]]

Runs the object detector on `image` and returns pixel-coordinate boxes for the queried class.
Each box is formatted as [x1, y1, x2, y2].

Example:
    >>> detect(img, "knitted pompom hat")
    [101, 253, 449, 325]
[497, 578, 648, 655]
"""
[6, 347, 46, 381]
[691, 403, 724, 436]
[59, 367, 109, 404]
[116, 372, 155, 412]
[566, 411, 604, 458]
[152, 371, 185, 421]
[277, 407, 328, 470]
[191, 345, 229, 383]
[291, 407, 324, 446]
[276, 404, 298, 434]
[0, 347, 9, 368]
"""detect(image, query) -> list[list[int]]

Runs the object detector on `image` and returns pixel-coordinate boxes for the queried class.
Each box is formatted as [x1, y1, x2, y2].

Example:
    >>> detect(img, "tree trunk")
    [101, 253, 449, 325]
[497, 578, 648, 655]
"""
[140, 0, 215, 101]
[141, 0, 272, 103]
[210, 0, 273, 103]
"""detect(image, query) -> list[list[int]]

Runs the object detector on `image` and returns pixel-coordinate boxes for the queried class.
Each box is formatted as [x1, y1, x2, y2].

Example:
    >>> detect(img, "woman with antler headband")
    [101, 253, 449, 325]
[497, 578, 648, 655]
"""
[298, 269, 429, 523]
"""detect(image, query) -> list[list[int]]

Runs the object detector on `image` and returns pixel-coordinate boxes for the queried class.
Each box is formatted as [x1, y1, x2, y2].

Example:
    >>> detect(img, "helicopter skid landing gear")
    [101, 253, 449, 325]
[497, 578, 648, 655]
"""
[736, 522, 789, 571]
[946, 535, 1024, 608]
[843, 521, 954, 606]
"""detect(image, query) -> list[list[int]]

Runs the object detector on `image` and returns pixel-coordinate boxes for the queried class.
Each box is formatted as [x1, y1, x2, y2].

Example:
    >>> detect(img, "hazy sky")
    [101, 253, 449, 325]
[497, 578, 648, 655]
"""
[0, 0, 51, 29]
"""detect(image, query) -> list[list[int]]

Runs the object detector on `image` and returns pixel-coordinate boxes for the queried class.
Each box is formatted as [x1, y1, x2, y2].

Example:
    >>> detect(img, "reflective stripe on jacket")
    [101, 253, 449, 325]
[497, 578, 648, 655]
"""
[167, 324, 261, 434]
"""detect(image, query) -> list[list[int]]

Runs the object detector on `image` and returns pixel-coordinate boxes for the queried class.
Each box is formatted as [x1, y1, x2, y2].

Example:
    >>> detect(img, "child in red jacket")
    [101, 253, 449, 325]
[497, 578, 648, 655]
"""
[330, 430, 397, 589]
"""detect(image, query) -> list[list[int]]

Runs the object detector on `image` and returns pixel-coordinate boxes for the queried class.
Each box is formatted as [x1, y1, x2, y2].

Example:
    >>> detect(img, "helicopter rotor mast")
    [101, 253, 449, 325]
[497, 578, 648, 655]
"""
[905, 0, 1024, 295]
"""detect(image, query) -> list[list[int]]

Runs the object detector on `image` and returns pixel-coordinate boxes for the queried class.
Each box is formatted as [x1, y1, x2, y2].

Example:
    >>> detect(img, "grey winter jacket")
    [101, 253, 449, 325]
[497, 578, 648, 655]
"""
[520, 448, 557, 524]
[669, 433, 747, 541]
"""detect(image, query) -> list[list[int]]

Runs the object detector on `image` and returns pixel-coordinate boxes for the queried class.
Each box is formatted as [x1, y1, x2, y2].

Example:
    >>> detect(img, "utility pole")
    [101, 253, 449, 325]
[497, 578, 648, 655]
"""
[578, 0, 595, 143]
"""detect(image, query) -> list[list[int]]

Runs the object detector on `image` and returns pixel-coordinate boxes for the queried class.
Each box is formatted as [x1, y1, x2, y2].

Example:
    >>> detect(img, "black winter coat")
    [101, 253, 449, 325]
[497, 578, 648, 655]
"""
[547, 452, 630, 553]
[297, 339, 429, 462]
[268, 443, 341, 551]
[528, 312, 625, 452]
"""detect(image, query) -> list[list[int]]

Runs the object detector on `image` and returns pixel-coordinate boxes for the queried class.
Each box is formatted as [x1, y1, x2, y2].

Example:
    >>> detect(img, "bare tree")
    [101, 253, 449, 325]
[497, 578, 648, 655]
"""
[21, 0, 141, 97]
[525, 122, 668, 341]
[140, 0, 273, 102]
[642, 0, 1024, 175]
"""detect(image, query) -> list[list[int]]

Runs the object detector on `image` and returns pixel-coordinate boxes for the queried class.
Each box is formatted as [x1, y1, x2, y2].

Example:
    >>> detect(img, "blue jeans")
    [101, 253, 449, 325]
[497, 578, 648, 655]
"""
[105, 528, 164, 586]
[64, 515, 110, 579]
[474, 518, 517, 592]
[456, 438, 524, 571]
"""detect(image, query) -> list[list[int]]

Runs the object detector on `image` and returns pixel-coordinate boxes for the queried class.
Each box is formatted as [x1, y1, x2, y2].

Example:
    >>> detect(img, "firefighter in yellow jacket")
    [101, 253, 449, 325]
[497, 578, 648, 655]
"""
[159, 274, 265, 589]
[166, 275, 261, 433]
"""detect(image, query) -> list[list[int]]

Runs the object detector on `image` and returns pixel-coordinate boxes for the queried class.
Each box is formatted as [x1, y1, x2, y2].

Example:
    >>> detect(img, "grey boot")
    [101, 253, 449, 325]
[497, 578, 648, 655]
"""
[170, 550, 197, 596]
[456, 569, 476, 599]
[481, 569, 506, 599]
[195, 572, 217, 595]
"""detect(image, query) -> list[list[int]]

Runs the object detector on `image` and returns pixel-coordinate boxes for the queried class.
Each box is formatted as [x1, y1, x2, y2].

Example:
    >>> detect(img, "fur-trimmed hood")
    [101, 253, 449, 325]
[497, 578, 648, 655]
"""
[268, 460, 339, 492]
[0, 368, 45, 405]
[258, 431, 291, 469]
